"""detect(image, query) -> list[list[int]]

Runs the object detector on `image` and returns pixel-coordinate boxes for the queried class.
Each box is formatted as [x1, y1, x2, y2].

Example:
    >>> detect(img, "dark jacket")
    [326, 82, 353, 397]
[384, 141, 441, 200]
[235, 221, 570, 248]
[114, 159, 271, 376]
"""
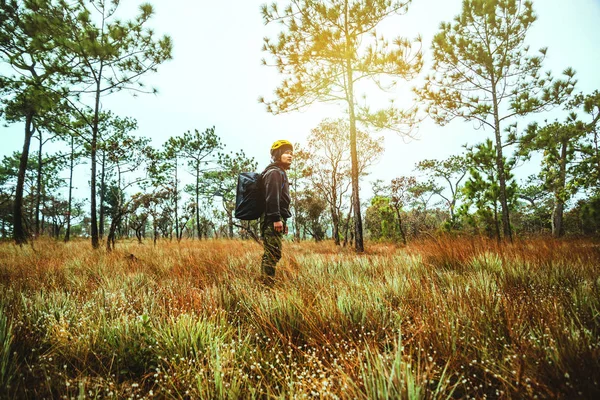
[262, 163, 291, 222]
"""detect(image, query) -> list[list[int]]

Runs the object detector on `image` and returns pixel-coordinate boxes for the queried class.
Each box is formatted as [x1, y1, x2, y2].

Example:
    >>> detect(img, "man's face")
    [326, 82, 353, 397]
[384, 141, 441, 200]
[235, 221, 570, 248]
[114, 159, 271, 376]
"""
[280, 149, 293, 168]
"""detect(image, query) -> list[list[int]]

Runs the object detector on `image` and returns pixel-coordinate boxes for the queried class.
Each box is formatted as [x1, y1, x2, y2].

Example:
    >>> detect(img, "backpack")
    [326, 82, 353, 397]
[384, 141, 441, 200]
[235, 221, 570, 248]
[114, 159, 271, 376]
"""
[234, 167, 285, 220]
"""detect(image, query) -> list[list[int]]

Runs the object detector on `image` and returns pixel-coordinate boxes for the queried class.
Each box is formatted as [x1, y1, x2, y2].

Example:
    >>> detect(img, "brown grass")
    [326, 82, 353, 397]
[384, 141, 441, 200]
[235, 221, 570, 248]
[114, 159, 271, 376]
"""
[0, 236, 598, 398]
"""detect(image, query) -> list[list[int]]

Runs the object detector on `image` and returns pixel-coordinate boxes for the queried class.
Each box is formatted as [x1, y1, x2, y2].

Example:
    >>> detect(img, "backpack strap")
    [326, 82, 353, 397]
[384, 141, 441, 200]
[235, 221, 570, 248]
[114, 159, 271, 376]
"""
[262, 166, 286, 189]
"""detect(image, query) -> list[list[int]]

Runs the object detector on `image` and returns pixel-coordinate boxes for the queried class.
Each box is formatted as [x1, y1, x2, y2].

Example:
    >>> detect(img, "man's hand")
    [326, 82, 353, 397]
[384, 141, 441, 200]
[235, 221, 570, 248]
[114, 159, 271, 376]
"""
[274, 221, 284, 233]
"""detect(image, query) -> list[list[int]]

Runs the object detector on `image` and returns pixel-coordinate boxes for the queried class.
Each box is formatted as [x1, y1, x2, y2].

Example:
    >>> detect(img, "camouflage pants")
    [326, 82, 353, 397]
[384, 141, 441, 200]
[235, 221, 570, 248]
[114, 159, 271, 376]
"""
[261, 220, 284, 277]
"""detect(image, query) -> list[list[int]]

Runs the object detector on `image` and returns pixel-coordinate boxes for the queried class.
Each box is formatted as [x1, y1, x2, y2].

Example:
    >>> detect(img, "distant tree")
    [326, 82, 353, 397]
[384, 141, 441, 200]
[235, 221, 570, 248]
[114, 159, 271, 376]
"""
[305, 119, 383, 245]
[460, 140, 518, 238]
[63, 134, 86, 242]
[287, 144, 310, 242]
[30, 150, 66, 236]
[169, 127, 222, 240]
[102, 133, 151, 251]
[0, 0, 82, 244]
[64, 0, 172, 248]
[42, 197, 69, 238]
[159, 141, 184, 240]
[569, 91, 600, 188]
[30, 129, 70, 237]
[390, 176, 417, 245]
[207, 149, 258, 239]
[514, 175, 552, 235]
[130, 209, 149, 244]
[295, 189, 328, 242]
[520, 116, 583, 237]
[0, 154, 19, 238]
[565, 193, 600, 236]
[407, 179, 443, 235]
[131, 190, 171, 246]
[416, 155, 468, 227]
[365, 195, 398, 241]
[95, 113, 138, 239]
[261, 0, 423, 252]
[416, 0, 576, 241]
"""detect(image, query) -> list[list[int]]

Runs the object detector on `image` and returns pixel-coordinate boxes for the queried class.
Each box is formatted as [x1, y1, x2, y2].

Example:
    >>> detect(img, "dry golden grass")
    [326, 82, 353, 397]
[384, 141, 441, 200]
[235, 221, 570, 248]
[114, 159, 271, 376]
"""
[0, 236, 598, 399]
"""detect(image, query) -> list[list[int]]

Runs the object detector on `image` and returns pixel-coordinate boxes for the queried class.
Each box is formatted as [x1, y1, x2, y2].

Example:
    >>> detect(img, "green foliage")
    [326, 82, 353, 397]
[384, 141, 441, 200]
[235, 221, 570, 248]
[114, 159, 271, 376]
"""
[0, 0, 78, 121]
[565, 192, 600, 235]
[417, 0, 575, 127]
[417, 0, 576, 240]
[416, 155, 468, 226]
[295, 189, 328, 241]
[262, 0, 423, 251]
[513, 175, 552, 235]
[365, 195, 399, 241]
[459, 139, 518, 237]
[1, 0, 85, 244]
[168, 127, 222, 239]
[261, 0, 422, 124]
[305, 118, 384, 244]
[567, 91, 600, 189]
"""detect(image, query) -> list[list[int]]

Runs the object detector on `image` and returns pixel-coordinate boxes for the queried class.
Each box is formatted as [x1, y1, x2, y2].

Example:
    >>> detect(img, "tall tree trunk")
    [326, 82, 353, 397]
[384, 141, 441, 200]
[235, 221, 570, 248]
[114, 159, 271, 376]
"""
[348, 100, 363, 252]
[65, 136, 74, 242]
[344, 0, 364, 252]
[99, 151, 106, 240]
[345, 71, 363, 250]
[552, 140, 568, 238]
[14, 112, 35, 245]
[174, 156, 180, 241]
[34, 131, 43, 237]
[492, 87, 512, 242]
[90, 71, 103, 249]
[195, 165, 201, 240]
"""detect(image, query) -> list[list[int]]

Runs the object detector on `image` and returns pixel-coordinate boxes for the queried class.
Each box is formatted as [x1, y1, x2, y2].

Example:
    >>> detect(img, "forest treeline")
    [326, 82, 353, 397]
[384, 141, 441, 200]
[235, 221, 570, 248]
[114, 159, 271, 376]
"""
[1, 0, 599, 251]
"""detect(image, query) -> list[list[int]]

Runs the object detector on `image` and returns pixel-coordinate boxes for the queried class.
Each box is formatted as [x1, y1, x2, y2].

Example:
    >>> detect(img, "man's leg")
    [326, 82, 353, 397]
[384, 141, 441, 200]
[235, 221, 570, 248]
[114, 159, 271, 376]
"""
[261, 223, 282, 280]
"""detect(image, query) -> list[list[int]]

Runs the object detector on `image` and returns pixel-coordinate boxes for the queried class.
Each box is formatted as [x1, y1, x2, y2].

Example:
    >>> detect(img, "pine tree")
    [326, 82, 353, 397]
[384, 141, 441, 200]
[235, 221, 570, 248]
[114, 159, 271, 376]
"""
[0, 0, 82, 244]
[416, 0, 575, 241]
[65, 0, 172, 248]
[261, 0, 422, 252]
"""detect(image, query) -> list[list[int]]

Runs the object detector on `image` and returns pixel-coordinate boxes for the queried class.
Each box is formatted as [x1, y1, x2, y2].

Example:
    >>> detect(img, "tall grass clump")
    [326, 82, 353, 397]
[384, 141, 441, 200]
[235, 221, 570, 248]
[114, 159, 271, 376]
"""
[0, 303, 16, 394]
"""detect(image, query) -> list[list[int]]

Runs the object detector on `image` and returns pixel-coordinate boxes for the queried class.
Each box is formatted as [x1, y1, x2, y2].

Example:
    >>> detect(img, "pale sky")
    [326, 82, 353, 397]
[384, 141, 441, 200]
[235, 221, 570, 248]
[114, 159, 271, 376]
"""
[2, 0, 600, 200]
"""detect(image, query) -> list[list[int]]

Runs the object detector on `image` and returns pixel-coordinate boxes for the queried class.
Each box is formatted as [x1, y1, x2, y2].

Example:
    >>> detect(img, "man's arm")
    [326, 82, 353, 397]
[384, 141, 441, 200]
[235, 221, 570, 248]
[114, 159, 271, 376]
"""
[264, 169, 283, 222]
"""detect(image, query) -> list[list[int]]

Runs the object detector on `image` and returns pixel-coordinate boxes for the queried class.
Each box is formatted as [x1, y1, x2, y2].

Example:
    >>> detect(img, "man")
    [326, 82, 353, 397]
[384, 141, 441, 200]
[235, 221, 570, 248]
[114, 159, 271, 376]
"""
[260, 139, 293, 284]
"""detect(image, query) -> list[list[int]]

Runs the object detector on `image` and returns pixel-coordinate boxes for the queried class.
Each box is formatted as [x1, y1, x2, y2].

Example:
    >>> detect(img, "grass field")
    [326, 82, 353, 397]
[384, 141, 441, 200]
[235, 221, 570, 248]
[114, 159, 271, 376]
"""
[0, 237, 599, 399]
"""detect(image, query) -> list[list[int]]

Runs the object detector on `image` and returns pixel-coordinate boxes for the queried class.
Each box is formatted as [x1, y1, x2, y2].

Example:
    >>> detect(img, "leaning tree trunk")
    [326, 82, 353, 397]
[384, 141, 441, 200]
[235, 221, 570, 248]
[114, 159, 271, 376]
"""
[393, 205, 407, 245]
[14, 112, 35, 245]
